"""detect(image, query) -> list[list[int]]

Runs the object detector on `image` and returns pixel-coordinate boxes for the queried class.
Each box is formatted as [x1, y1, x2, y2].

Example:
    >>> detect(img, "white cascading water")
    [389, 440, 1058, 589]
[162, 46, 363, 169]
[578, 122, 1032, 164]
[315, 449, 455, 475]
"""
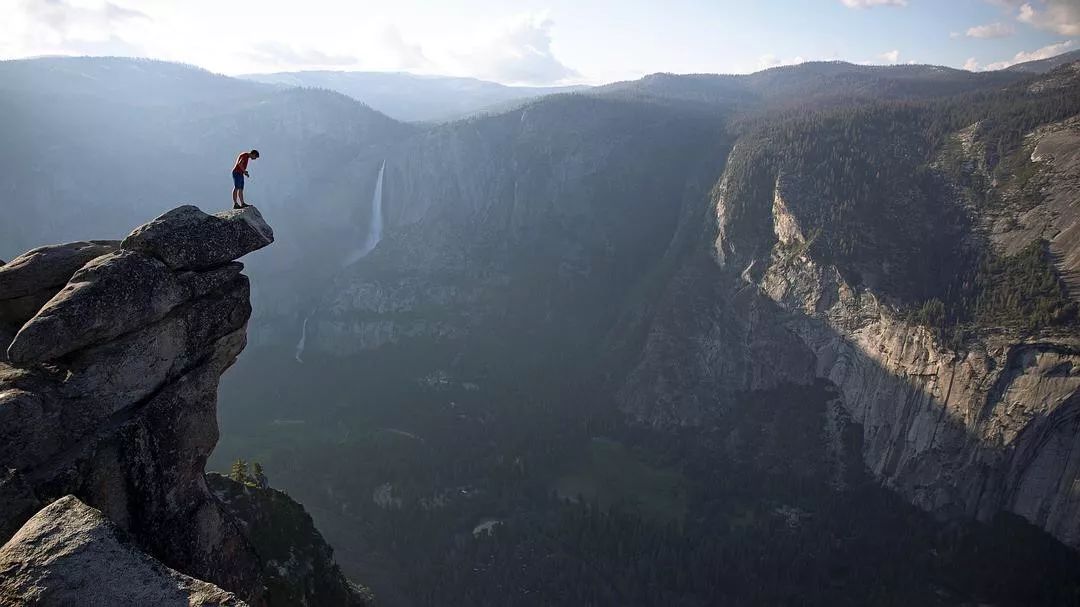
[294, 315, 310, 363]
[296, 160, 386, 364]
[342, 159, 386, 266]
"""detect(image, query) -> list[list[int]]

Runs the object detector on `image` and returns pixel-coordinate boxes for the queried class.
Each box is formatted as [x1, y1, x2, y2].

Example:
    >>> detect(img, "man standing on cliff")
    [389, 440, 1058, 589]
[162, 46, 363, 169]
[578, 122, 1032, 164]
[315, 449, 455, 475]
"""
[231, 149, 260, 209]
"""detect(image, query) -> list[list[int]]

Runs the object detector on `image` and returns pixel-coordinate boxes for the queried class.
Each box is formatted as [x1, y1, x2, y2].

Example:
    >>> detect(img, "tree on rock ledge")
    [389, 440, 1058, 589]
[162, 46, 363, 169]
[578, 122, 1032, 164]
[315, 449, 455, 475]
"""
[229, 459, 250, 485]
[252, 462, 269, 489]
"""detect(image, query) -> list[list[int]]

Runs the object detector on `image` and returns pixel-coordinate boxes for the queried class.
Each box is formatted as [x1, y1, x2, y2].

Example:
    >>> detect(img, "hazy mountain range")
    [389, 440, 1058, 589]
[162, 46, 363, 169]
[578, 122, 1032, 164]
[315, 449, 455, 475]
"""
[242, 70, 588, 122]
[3, 51, 1080, 605]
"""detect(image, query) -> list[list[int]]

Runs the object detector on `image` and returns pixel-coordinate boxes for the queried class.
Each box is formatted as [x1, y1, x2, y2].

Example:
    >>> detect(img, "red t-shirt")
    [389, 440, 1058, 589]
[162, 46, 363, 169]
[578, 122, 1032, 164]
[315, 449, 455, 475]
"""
[233, 152, 251, 174]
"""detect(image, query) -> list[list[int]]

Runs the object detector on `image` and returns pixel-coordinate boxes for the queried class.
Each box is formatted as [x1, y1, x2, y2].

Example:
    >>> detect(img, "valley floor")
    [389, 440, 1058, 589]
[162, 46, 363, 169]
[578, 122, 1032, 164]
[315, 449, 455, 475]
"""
[213, 346, 1080, 607]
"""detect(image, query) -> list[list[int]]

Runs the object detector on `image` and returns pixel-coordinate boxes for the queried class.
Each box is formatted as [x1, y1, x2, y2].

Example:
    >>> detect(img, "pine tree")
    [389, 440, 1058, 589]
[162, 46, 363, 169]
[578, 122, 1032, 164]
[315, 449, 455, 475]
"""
[230, 458, 249, 484]
[252, 461, 268, 489]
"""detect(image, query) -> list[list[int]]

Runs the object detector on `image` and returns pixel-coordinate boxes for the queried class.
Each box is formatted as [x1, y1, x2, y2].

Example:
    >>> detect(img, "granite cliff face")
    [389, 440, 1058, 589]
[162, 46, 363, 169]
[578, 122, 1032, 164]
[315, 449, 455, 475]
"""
[620, 118, 1080, 548]
[754, 174, 1080, 545]
[0, 206, 365, 606]
[264, 70, 1080, 553]
[295, 96, 729, 360]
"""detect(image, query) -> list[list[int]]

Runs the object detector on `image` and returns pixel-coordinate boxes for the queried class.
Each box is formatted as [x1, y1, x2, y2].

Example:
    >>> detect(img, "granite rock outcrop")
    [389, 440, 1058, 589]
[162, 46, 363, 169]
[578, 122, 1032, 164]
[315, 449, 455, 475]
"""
[0, 206, 365, 605]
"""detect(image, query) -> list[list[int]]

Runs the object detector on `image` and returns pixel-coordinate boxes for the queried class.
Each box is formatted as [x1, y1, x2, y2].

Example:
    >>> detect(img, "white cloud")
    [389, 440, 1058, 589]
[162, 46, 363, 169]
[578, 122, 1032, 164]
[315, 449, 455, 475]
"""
[879, 49, 901, 63]
[24, 0, 149, 33]
[245, 42, 358, 70]
[964, 57, 981, 70]
[1017, 0, 1080, 35]
[964, 22, 1016, 37]
[2, 0, 149, 58]
[981, 39, 1077, 69]
[841, 0, 908, 7]
[451, 13, 578, 85]
[0, 2, 581, 84]
[756, 54, 806, 70]
[379, 26, 429, 70]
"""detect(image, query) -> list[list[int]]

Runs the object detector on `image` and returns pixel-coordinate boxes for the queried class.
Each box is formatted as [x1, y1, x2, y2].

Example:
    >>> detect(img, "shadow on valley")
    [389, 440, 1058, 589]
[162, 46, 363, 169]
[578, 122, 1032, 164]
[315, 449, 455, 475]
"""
[7, 55, 1080, 607]
[213, 331, 1080, 606]
[210, 66, 1080, 606]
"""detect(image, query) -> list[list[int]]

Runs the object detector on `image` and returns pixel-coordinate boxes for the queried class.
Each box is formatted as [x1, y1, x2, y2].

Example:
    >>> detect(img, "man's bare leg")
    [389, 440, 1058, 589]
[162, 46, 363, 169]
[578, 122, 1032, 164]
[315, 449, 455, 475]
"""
[232, 187, 240, 208]
[238, 188, 248, 208]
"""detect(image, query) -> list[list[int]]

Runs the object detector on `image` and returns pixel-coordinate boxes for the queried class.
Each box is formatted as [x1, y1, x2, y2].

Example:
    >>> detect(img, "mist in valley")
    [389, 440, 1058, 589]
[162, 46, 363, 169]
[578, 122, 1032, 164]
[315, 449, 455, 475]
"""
[3, 2, 1080, 605]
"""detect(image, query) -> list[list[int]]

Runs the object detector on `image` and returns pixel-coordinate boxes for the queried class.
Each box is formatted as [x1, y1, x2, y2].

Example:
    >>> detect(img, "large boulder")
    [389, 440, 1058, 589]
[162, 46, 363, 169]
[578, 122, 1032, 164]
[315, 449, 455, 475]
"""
[0, 241, 119, 300]
[0, 277, 251, 474]
[0, 206, 365, 605]
[6, 252, 242, 363]
[0, 241, 120, 331]
[121, 205, 274, 270]
[0, 496, 247, 606]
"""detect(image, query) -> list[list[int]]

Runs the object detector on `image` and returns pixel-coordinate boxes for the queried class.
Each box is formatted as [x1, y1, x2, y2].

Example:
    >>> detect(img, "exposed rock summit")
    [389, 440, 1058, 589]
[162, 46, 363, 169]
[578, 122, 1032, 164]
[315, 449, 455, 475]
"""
[121, 205, 275, 271]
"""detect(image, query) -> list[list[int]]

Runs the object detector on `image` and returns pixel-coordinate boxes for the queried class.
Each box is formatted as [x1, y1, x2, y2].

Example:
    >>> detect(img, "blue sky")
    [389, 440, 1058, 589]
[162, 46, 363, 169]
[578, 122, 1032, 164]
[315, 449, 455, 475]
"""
[1, 0, 1077, 84]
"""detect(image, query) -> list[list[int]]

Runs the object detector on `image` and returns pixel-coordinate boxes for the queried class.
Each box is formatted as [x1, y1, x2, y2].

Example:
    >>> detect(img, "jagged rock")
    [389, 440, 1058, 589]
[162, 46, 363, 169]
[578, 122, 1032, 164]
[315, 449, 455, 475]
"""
[0, 253, 262, 598]
[0, 241, 120, 331]
[7, 252, 242, 363]
[121, 205, 274, 270]
[0, 241, 118, 300]
[0, 206, 366, 605]
[0, 496, 247, 606]
[0, 277, 251, 483]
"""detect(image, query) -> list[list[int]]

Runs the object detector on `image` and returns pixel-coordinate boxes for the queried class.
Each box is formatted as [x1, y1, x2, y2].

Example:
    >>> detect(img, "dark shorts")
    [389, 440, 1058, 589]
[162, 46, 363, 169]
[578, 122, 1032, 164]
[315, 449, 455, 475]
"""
[232, 171, 244, 190]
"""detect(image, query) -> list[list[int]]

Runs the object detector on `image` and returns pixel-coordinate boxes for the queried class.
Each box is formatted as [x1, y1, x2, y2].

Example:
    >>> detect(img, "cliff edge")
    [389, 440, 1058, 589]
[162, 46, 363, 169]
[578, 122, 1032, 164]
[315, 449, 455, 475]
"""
[0, 206, 367, 606]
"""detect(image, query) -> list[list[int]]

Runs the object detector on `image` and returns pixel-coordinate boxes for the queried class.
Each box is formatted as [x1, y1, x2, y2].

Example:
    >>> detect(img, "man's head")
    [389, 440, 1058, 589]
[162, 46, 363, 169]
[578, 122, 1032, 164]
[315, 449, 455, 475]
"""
[250, 149, 260, 159]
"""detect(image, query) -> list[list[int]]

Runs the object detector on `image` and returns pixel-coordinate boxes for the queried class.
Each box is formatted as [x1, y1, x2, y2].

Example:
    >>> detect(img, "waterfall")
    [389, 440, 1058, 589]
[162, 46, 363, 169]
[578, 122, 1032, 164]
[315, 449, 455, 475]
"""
[298, 160, 386, 363]
[294, 314, 311, 363]
[342, 159, 386, 267]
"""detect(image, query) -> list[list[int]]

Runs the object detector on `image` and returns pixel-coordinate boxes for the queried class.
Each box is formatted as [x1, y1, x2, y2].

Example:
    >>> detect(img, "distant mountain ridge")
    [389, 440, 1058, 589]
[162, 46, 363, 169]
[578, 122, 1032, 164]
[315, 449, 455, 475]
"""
[595, 61, 1030, 111]
[5, 54, 1080, 604]
[1007, 49, 1080, 74]
[241, 70, 587, 122]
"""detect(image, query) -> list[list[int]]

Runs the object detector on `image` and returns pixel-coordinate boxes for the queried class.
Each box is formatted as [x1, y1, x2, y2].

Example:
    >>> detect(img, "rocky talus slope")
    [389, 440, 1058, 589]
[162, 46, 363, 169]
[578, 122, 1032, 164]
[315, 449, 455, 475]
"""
[0, 206, 366, 606]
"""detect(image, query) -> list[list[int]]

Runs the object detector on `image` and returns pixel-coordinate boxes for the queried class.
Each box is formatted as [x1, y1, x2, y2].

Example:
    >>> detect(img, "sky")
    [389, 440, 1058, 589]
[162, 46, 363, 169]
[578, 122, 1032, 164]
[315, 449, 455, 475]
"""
[1, 0, 1078, 85]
